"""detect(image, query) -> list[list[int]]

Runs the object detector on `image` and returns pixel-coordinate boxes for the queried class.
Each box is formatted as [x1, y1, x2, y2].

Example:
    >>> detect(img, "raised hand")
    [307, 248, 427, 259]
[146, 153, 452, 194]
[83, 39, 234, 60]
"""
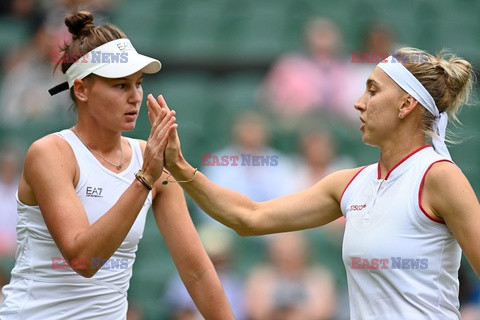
[141, 94, 177, 184]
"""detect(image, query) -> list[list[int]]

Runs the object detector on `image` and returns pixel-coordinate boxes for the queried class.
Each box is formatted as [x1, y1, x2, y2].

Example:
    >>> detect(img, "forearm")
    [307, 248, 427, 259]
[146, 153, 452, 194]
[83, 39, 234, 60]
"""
[68, 179, 150, 275]
[183, 268, 235, 319]
[170, 159, 257, 235]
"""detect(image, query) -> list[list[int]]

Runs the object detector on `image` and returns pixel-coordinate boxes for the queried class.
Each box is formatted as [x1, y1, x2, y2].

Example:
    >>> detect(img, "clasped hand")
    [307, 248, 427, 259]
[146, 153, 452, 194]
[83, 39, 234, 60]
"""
[141, 94, 183, 184]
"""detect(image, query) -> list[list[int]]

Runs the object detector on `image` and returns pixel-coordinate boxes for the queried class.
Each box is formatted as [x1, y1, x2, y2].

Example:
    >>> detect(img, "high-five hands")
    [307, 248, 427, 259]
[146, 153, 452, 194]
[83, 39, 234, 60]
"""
[139, 94, 178, 185]
[147, 94, 185, 172]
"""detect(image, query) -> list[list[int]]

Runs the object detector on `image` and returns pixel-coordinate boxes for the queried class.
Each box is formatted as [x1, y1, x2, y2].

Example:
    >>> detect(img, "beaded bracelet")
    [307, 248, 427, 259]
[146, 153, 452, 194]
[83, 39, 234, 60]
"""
[135, 170, 153, 190]
[162, 168, 198, 185]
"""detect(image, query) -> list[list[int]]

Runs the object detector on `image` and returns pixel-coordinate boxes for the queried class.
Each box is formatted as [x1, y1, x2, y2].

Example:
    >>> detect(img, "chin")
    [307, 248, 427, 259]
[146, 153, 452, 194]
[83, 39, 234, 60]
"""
[361, 134, 375, 147]
[122, 123, 136, 132]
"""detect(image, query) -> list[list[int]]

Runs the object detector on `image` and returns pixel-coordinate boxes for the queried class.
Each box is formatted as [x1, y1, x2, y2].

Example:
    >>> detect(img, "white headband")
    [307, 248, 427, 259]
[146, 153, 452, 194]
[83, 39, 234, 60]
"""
[49, 39, 161, 95]
[377, 56, 451, 160]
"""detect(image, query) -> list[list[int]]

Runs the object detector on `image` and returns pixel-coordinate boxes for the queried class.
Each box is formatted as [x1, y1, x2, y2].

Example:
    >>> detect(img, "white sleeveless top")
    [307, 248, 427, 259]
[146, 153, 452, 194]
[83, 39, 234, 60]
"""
[0, 129, 152, 319]
[341, 145, 461, 320]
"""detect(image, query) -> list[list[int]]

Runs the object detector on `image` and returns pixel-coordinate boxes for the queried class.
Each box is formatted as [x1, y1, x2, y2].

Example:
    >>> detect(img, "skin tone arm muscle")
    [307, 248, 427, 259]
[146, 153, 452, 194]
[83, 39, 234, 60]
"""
[162, 118, 360, 235]
[167, 157, 355, 236]
[151, 175, 234, 319]
[140, 94, 357, 236]
[423, 161, 480, 276]
[20, 104, 176, 278]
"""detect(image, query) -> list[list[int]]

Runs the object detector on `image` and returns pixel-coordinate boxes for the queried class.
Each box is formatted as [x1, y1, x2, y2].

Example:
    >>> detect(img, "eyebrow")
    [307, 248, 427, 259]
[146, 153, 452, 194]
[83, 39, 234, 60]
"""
[366, 78, 380, 88]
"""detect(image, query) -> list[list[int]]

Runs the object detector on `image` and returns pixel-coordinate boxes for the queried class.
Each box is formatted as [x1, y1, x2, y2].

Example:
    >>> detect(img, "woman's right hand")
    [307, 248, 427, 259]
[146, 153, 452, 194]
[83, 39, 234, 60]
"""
[141, 94, 177, 184]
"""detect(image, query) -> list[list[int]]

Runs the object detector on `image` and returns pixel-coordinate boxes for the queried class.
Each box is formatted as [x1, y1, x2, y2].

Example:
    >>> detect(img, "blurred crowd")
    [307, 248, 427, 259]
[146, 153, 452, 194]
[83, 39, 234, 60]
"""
[0, 1, 479, 320]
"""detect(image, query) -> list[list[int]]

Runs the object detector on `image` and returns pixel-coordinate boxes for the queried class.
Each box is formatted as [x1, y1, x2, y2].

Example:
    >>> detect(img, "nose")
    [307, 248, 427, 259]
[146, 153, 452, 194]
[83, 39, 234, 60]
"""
[354, 92, 367, 112]
[129, 86, 143, 104]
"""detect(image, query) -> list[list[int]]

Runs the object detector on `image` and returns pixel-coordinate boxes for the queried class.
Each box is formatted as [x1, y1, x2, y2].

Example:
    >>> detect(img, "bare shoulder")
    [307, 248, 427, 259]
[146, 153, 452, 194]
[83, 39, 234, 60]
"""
[20, 133, 78, 205]
[424, 160, 467, 187]
[27, 133, 74, 161]
[423, 160, 477, 220]
[24, 133, 77, 181]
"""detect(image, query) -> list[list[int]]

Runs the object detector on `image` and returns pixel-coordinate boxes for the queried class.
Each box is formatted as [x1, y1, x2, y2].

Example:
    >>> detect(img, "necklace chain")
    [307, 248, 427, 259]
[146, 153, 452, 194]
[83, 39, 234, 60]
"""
[71, 126, 124, 170]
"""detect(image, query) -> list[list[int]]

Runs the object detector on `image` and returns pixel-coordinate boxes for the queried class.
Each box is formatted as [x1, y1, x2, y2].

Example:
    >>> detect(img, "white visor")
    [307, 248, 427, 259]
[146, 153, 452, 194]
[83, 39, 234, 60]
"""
[49, 38, 161, 95]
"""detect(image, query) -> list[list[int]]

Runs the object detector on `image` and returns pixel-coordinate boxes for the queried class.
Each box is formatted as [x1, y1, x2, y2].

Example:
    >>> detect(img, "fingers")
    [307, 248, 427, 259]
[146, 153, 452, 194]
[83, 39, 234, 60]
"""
[147, 94, 176, 126]
[146, 94, 161, 124]
[167, 123, 179, 141]
[160, 124, 178, 148]
[157, 95, 172, 113]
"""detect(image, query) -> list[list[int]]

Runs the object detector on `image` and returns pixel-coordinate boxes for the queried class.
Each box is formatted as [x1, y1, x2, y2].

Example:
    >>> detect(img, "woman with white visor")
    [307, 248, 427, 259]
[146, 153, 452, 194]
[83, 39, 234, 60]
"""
[0, 11, 233, 320]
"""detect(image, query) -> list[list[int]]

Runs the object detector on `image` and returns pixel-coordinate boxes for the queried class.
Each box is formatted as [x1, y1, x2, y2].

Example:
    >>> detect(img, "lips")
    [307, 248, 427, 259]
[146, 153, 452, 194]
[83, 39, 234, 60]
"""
[125, 110, 138, 116]
[124, 110, 138, 121]
[359, 117, 365, 131]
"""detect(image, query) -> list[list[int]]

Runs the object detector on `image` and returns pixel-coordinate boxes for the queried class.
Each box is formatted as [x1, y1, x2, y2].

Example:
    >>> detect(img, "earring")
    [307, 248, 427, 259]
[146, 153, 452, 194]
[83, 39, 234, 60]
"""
[398, 113, 403, 119]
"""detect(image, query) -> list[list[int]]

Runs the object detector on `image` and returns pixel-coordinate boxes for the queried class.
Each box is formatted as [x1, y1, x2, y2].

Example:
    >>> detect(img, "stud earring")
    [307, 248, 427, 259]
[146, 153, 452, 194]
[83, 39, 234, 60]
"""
[398, 113, 403, 119]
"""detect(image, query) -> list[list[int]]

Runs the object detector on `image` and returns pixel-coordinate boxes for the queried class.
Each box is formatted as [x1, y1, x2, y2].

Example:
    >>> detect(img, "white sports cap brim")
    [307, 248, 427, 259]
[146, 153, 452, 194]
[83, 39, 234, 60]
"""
[49, 38, 161, 95]
[65, 38, 161, 87]
[91, 52, 161, 79]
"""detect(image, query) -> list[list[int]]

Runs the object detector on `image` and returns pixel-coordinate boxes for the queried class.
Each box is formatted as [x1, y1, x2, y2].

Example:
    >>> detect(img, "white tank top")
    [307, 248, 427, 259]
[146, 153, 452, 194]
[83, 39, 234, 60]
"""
[341, 145, 461, 320]
[0, 129, 152, 319]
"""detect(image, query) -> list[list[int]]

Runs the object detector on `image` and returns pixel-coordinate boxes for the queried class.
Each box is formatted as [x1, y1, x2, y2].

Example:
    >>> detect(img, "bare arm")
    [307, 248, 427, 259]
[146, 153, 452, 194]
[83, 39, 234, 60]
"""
[151, 175, 234, 319]
[167, 156, 355, 236]
[136, 93, 357, 236]
[21, 103, 176, 278]
[161, 116, 358, 235]
[423, 161, 480, 276]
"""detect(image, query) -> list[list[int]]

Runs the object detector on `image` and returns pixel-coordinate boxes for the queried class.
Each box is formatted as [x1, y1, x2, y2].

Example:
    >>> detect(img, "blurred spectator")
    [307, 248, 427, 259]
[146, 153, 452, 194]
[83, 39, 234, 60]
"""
[163, 222, 246, 320]
[294, 128, 356, 191]
[461, 304, 480, 320]
[349, 21, 398, 101]
[259, 17, 357, 126]
[40, 0, 115, 29]
[0, 143, 22, 291]
[0, 145, 22, 257]
[244, 231, 337, 320]
[197, 110, 296, 221]
[292, 127, 356, 245]
[0, 0, 35, 17]
[0, 11, 70, 127]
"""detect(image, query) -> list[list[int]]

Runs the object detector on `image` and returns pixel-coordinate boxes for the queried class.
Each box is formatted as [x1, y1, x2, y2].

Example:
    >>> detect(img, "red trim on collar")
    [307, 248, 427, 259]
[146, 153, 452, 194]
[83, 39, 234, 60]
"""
[378, 145, 431, 180]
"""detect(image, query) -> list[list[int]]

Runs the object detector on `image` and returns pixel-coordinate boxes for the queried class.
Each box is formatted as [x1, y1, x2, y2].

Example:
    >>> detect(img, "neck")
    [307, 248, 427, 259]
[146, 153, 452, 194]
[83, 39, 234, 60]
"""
[378, 139, 425, 179]
[73, 122, 122, 152]
[72, 125, 124, 170]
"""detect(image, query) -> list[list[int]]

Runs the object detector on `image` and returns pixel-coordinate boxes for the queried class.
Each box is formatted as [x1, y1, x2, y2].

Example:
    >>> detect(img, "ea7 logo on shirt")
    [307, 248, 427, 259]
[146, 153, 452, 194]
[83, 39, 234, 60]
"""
[86, 186, 103, 198]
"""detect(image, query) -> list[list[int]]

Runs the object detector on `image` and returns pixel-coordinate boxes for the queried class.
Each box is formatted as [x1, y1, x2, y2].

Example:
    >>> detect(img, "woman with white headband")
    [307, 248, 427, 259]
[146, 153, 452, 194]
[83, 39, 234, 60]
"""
[0, 11, 234, 319]
[161, 48, 478, 319]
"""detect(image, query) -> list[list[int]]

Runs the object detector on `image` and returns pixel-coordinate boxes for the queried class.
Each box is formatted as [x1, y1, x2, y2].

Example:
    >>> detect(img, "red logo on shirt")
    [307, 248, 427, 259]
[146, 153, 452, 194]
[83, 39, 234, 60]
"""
[350, 203, 367, 211]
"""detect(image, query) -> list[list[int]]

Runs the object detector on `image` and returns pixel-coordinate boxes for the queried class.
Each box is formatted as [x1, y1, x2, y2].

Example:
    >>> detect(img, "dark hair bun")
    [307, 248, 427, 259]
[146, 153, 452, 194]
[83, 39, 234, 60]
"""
[65, 11, 95, 39]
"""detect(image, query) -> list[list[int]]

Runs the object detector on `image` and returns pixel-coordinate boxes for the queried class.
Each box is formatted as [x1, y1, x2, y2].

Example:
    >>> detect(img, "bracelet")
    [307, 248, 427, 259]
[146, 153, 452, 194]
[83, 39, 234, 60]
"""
[162, 168, 198, 185]
[135, 170, 153, 190]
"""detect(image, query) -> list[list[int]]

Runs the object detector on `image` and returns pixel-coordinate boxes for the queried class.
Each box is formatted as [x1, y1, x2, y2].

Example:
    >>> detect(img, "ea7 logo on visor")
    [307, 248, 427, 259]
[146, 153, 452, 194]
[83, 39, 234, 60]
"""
[116, 41, 135, 52]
